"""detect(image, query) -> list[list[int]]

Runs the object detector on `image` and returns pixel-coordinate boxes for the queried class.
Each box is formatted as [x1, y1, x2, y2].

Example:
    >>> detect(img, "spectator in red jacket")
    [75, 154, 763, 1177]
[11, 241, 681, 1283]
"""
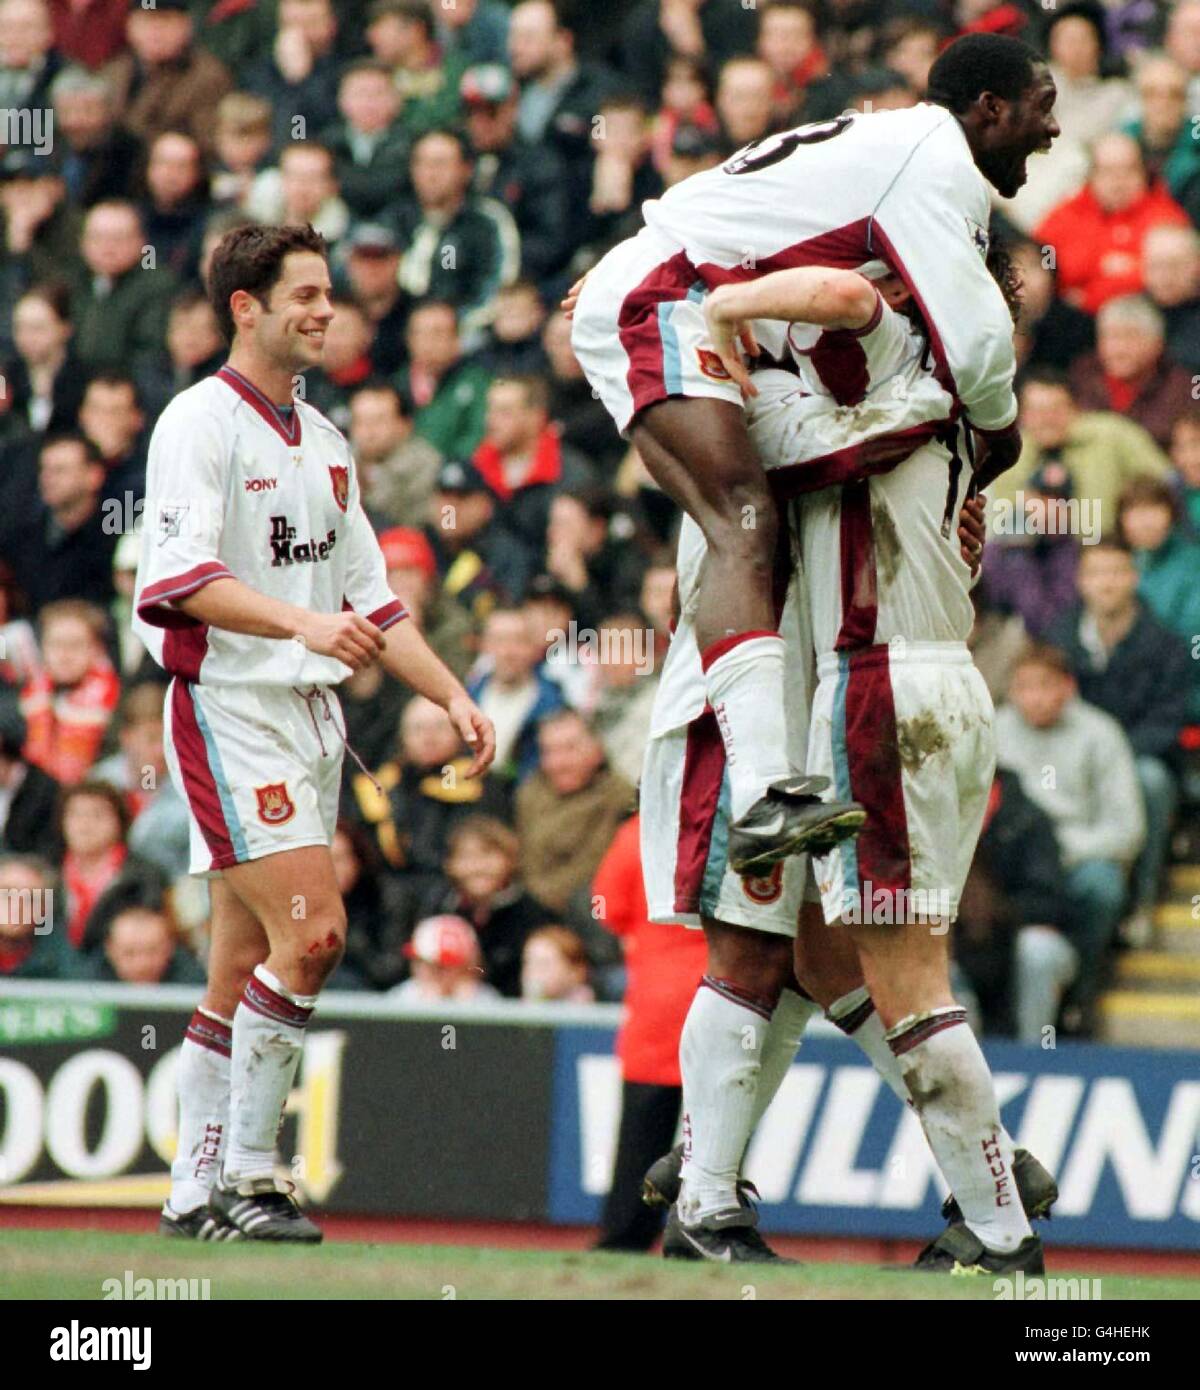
[591, 813, 707, 1252]
[1069, 295, 1195, 449]
[20, 599, 120, 786]
[1035, 132, 1190, 316]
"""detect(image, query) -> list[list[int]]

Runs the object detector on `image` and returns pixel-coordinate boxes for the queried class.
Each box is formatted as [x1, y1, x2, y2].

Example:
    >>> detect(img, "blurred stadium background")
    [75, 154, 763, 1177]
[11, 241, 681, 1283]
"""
[2, 0, 1200, 1292]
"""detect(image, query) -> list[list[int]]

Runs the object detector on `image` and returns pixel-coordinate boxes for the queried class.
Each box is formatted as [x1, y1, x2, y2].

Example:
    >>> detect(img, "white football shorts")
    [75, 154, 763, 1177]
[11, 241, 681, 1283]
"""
[163, 680, 344, 877]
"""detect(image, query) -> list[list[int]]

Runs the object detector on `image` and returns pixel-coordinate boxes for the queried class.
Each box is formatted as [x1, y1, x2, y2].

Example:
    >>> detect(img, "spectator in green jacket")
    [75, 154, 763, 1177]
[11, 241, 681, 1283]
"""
[988, 368, 1169, 538]
[1170, 415, 1200, 537]
[394, 127, 519, 343]
[320, 59, 412, 220]
[366, 0, 467, 139]
[70, 200, 177, 375]
[1117, 476, 1200, 720]
[1122, 54, 1200, 225]
[395, 298, 490, 457]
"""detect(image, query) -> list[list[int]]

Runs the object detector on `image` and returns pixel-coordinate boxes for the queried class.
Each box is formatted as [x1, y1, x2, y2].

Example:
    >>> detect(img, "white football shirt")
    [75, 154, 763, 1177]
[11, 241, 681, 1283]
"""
[642, 104, 1017, 434]
[133, 366, 407, 687]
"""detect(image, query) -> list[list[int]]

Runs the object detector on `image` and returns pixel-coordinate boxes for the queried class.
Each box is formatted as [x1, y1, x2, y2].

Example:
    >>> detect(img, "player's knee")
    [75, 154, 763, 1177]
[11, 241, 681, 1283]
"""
[290, 907, 347, 992]
[708, 928, 792, 1005]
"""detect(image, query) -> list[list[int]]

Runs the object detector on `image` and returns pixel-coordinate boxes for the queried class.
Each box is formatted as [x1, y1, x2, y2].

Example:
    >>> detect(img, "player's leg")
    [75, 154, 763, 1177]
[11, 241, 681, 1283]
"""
[794, 904, 910, 1102]
[219, 842, 345, 1178]
[161, 878, 266, 1238]
[635, 406, 864, 868]
[666, 916, 798, 1261]
[847, 915, 1040, 1268]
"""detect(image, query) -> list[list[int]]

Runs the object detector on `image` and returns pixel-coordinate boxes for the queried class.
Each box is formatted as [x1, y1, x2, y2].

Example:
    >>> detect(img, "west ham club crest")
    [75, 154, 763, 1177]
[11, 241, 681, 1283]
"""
[329, 465, 349, 512]
[254, 782, 296, 825]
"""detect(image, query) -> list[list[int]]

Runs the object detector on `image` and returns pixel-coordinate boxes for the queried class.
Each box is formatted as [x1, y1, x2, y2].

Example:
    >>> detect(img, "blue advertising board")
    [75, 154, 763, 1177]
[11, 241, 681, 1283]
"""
[548, 1025, 1200, 1250]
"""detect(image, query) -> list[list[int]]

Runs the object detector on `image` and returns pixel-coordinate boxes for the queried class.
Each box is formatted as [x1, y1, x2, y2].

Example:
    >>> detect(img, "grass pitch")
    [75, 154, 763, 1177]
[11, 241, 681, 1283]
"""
[2, 1230, 1199, 1300]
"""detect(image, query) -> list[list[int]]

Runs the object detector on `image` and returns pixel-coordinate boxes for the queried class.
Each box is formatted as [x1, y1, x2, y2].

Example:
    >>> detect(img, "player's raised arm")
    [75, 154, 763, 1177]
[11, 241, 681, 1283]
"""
[704, 269, 881, 395]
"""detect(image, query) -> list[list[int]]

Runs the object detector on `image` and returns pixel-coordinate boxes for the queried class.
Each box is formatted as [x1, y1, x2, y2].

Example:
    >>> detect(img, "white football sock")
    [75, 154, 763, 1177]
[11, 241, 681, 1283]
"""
[827, 985, 910, 1103]
[889, 1007, 1032, 1254]
[702, 632, 794, 821]
[678, 975, 773, 1223]
[168, 1007, 232, 1215]
[748, 986, 821, 1132]
[223, 965, 316, 1187]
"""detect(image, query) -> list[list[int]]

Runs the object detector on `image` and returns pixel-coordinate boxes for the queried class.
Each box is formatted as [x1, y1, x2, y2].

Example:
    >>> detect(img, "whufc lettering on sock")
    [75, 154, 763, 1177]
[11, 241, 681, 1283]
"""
[168, 1007, 233, 1216]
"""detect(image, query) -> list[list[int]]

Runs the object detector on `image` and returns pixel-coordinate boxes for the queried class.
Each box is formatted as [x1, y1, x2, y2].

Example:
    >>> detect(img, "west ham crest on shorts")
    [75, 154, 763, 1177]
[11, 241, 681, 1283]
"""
[697, 348, 733, 382]
[741, 862, 784, 904]
[254, 781, 296, 826]
[329, 464, 349, 512]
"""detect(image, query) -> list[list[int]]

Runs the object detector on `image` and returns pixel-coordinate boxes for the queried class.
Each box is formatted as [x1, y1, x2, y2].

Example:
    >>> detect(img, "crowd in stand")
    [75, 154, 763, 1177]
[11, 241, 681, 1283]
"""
[0, 0, 1198, 1049]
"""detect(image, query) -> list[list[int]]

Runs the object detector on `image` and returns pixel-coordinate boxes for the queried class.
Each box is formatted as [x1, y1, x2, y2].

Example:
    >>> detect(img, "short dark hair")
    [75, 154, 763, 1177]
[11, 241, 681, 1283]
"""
[207, 222, 328, 343]
[927, 34, 1042, 114]
[1117, 475, 1178, 527]
[59, 780, 132, 842]
[351, 378, 406, 412]
[494, 373, 549, 411]
[83, 370, 142, 409]
[19, 279, 72, 323]
[40, 430, 103, 468]
[368, 0, 434, 35]
[1021, 365, 1073, 395]
[340, 57, 396, 87]
[412, 126, 473, 165]
[1014, 641, 1073, 679]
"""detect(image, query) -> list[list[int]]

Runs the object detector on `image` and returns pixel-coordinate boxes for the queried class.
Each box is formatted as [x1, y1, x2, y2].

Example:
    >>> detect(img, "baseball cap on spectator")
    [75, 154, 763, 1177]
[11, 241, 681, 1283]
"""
[1028, 459, 1073, 499]
[378, 526, 436, 579]
[404, 915, 481, 968]
[461, 65, 515, 107]
[347, 223, 400, 255]
[437, 459, 491, 495]
[671, 123, 721, 160]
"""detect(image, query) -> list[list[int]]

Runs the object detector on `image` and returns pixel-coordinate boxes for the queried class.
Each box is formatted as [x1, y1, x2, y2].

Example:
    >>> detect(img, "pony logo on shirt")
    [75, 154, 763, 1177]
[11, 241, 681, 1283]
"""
[329, 465, 349, 512]
[254, 781, 296, 826]
[742, 863, 784, 904]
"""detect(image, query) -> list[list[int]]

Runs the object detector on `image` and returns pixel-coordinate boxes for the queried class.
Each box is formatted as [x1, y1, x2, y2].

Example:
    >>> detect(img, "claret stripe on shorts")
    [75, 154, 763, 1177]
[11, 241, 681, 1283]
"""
[831, 645, 912, 913]
[170, 680, 248, 869]
[672, 707, 727, 915]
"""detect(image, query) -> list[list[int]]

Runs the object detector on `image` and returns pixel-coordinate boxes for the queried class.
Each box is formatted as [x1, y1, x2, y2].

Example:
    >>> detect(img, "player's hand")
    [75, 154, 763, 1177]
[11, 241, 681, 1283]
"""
[561, 275, 588, 319]
[448, 693, 496, 778]
[296, 611, 385, 670]
[958, 492, 987, 576]
[972, 424, 1022, 491]
[703, 287, 760, 399]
